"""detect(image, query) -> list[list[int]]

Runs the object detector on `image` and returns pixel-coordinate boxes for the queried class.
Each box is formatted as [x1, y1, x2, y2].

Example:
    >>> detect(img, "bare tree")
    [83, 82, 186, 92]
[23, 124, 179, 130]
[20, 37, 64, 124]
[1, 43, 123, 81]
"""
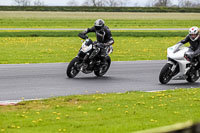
[113, 0, 128, 7]
[96, 0, 106, 7]
[106, 0, 118, 7]
[13, 0, 31, 6]
[153, 0, 171, 7]
[34, 0, 44, 6]
[178, 0, 195, 7]
[14, 0, 21, 5]
[83, 0, 105, 7]
[83, 0, 128, 7]
[88, 0, 97, 7]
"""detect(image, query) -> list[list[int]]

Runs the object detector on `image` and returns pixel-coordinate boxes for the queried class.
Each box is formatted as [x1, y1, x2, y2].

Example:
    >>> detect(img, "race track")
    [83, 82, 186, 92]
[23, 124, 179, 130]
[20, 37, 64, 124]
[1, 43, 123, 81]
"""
[0, 61, 200, 101]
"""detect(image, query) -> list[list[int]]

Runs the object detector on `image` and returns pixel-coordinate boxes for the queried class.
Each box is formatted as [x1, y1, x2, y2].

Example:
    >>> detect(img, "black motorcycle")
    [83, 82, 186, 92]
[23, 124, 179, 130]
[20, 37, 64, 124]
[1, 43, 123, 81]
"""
[66, 34, 113, 78]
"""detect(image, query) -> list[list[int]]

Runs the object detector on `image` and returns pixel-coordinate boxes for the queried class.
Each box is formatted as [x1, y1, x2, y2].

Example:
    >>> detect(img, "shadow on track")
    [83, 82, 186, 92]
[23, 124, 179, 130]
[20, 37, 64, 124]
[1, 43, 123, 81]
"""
[66, 75, 132, 82]
[67, 76, 115, 81]
[158, 81, 200, 88]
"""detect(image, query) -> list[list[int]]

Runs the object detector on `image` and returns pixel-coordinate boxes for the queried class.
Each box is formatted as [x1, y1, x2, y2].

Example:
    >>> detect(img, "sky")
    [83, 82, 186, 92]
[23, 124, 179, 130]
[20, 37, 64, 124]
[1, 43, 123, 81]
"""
[0, 0, 182, 6]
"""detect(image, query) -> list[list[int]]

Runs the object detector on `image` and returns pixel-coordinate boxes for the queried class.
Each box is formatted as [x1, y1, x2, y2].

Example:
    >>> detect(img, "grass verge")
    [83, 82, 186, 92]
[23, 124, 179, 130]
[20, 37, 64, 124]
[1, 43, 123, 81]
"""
[0, 36, 188, 64]
[0, 88, 200, 133]
[0, 31, 188, 37]
[0, 19, 199, 29]
[0, 12, 200, 29]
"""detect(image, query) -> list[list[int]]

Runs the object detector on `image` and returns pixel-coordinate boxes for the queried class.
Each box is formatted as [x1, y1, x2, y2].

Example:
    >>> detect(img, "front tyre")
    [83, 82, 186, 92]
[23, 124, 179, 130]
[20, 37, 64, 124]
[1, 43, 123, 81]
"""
[66, 57, 80, 78]
[94, 56, 111, 77]
[159, 63, 173, 84]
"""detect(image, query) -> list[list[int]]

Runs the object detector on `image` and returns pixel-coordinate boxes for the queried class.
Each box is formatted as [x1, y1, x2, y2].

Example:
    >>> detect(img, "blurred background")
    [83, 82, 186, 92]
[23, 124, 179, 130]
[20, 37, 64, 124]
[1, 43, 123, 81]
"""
[0, 0, 200, 7]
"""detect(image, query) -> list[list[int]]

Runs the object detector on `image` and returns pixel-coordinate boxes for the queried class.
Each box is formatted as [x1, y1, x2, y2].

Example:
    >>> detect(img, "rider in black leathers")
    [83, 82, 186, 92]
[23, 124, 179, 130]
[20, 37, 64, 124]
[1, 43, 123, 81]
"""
[78, 19, 114, 66]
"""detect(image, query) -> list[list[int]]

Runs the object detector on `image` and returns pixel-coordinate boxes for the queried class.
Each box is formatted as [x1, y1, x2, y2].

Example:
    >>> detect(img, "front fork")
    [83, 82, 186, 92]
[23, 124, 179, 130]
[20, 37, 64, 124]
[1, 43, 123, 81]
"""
[77, 52, 94, 72]
[167, 61, 176, 72]
[167, 60, 181, 78]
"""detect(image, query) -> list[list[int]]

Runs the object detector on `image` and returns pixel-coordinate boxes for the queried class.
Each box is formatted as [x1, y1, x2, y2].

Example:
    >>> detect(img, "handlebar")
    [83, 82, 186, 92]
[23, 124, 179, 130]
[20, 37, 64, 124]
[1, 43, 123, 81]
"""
[78, 33, 88, 40]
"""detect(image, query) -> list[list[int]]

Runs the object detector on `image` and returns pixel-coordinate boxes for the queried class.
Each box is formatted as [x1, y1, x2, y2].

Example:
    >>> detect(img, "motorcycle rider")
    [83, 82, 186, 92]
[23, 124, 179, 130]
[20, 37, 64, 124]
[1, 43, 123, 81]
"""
[174, 26, 200, 69]
[78, 19, 114, 68]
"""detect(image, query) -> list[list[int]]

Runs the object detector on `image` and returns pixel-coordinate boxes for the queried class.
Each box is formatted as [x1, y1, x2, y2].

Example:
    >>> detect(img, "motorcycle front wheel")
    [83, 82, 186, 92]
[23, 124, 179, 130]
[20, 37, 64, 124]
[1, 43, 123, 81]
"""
[66, 57, 80, 78]
[94, 56, 111, 77]
[159, 63, 173, 84]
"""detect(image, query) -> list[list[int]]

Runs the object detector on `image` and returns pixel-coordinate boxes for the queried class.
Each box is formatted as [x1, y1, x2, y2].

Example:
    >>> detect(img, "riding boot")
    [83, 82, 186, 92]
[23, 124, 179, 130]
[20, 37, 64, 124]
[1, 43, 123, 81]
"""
[99, 47, 107, 66]
[100, 57, 107, 66]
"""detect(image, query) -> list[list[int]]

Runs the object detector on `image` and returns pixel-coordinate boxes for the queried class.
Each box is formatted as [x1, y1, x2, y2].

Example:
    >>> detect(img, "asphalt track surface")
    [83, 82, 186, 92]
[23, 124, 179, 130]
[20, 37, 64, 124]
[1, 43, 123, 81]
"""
[0, 60, 200, 101]
[0, 28, 188, 31]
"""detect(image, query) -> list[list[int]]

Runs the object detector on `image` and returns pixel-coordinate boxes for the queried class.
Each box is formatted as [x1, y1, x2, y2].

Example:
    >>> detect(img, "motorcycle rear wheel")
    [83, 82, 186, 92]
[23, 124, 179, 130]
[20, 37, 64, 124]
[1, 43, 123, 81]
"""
[94, 56, 111, 77]
[186, 71, 200, 83]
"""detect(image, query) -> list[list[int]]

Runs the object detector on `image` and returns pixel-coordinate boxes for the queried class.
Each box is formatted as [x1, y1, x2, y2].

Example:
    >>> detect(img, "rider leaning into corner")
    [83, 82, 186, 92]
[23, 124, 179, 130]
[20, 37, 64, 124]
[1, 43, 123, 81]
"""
[175, 26, 200, 69]
[78, 19, 114, 65]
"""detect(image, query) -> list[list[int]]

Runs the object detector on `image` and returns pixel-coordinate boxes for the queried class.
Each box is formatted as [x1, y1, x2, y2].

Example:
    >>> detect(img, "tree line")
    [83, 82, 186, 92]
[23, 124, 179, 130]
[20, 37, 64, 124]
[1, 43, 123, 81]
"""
[150, 0, 200, 7]
[13, 0, 44, 6]
[12, 0, 200, 7]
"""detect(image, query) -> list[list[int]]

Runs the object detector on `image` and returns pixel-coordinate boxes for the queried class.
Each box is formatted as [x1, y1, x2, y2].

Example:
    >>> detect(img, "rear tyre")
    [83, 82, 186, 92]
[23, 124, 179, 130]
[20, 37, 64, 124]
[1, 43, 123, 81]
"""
[159, 63, 173, 84]
[94, 56, 111, 77]
[66, 57, 80, 78]
[186, 71, 200, 83]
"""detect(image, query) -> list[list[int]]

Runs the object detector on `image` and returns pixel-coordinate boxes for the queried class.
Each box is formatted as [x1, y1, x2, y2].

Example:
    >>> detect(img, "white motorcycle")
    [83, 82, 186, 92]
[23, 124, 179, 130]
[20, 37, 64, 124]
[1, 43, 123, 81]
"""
[159, 44, 200, 84]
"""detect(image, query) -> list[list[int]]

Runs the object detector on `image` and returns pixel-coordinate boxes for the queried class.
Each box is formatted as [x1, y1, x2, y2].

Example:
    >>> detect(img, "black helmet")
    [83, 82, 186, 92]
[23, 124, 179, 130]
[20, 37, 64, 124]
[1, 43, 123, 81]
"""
[94, 19, 105, 31]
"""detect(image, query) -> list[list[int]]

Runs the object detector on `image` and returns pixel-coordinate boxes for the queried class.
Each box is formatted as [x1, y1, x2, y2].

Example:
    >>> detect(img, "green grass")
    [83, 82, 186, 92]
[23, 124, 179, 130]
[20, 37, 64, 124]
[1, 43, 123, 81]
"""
[0, 12, 200, 28]
[0, 31, 188, 37]
[1, 19, 199, 29]
[0, 11, 199, 133]
[1, 12, 200, 20]
[0, 36, 185, 64]
[0, 11, 195, 64]
[0, 88, 200, 133]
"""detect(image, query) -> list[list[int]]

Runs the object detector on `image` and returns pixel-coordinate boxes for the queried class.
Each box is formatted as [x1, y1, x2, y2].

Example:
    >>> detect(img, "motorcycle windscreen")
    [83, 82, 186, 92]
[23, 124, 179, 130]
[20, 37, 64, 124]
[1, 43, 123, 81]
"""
[167, 46, 189, 60]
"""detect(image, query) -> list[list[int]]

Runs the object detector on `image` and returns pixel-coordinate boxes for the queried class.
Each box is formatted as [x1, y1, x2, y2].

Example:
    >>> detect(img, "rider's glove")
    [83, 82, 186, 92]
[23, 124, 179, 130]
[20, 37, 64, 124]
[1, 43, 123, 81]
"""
[78, 33, 88, 39]
[173, 43, 183, 53]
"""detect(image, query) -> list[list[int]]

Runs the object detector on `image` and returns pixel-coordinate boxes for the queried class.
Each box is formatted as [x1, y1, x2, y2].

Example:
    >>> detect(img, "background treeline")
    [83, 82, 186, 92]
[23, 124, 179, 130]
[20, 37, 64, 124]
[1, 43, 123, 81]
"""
[10, 0, 200, 8]
[0, 6, 200, 12]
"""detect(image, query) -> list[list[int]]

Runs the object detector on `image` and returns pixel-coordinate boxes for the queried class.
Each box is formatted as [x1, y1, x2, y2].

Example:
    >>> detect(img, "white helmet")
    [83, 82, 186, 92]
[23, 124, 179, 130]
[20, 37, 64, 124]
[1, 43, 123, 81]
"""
[189, 26, 199, 41]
